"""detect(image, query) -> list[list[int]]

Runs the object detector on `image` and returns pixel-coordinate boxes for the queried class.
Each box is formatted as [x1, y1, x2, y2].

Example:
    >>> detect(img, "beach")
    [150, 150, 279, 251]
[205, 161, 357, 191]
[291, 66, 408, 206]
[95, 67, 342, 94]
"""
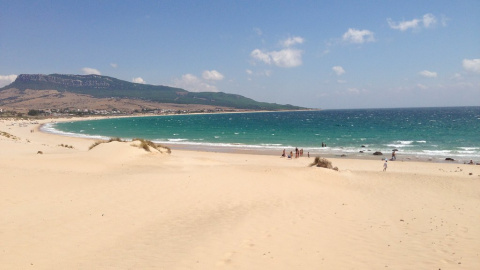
[1, 117, 479, 269]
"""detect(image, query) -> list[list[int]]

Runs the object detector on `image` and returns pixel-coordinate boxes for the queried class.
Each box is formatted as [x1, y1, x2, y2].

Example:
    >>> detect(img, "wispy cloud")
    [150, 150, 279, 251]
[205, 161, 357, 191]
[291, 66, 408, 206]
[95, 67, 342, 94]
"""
[342, 28, 375, 44]
[387, 13, 441, 32]
[0, 74, 17, 87]
[132, 77, 146, 84]
[417, 83, 428, 89]
[81, 67, 101, 75]
[463, 58, 480, 73]
[282, 36, 304, 47]
[173, 73, 219, 92]
[419, 70, 438, 78]
[202, 70, 224, 81]
[110, 63, 118, 68]
[332, 66, 345, 76]
[253, 27, 263, 36]
[250, 36, 305, 68]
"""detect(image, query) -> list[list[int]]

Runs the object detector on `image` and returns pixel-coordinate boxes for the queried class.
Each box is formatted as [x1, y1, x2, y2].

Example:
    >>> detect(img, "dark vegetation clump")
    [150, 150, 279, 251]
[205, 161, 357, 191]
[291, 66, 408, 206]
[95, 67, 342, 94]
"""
[89, 137, 124, 150]
[88, 137, 171, 154]
[132, 138, 171, 154]
[310, 156, 338, 171]
[58, 143, 74, 149]
[0, 130, 20, 140]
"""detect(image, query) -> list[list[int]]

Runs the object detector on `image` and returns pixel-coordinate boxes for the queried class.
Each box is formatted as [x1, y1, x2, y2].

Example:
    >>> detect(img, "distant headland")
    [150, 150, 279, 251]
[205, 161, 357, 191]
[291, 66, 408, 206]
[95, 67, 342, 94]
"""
[0, 74, 309, 117]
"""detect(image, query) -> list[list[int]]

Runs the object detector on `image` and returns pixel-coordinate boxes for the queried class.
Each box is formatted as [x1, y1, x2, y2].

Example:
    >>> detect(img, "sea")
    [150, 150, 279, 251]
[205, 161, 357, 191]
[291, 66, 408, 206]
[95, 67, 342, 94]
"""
[42, 106, 480, 163]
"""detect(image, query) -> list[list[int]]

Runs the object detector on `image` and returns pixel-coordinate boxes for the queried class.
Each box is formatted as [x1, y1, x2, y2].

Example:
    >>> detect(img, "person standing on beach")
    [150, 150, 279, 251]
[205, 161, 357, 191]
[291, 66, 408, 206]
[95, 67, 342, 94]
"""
[391, 150, 396, 160]
[383, 159, 388, 171]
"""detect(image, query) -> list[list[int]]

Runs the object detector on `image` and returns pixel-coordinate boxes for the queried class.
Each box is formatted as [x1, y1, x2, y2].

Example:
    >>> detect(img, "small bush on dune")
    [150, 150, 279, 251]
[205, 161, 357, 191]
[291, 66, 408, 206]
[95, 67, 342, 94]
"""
[89, 137, 125, 150]
[310, 156, 338, 171]
[58, 144, 74, 149]
[0, 131, 20, 140]
[132, 138, 171, 154]
[88, 137, 171, 154]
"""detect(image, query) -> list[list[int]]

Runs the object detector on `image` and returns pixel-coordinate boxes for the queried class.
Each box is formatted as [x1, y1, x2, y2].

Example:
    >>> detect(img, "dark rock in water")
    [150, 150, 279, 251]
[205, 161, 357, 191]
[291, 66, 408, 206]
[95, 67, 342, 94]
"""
[361, 145, 366, 148]
[341, 154, 347, 157]
[359, 151, 364, 153]
[393, 149, 399, 152]
[445, 158, 455, 161]
[373, 151, 383, 156]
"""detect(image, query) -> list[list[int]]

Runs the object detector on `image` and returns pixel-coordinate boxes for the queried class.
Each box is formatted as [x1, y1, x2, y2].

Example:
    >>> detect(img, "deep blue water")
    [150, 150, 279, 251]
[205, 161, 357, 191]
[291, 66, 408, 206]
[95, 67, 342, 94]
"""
[44, 107, 480, 162]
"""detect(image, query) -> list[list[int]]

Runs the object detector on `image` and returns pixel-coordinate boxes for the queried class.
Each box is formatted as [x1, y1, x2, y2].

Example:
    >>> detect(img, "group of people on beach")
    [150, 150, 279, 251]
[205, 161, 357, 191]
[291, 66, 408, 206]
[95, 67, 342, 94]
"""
[281, 147, 308, 159]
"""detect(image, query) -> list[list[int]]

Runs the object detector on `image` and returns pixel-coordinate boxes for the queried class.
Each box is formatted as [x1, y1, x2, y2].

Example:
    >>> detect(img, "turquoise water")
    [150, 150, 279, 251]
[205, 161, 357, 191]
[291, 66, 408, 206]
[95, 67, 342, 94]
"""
[44, 107, 480, 162]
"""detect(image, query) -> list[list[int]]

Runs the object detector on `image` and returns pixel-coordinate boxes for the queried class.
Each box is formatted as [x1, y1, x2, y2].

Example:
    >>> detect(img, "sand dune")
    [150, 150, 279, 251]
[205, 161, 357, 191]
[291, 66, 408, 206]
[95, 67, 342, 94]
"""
[1, 118, 479, 269]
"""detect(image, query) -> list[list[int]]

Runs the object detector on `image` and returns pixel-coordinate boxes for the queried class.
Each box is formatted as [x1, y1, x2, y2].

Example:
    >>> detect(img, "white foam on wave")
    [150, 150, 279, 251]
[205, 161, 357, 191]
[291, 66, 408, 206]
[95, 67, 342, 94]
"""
[260, 143, 283, 147]
[167, 138, 188, 142]
[386, 144, 413, 148]
[422, 150, 452, 154]
[459, 147, 479, 151]
[40, 123, 109, 140]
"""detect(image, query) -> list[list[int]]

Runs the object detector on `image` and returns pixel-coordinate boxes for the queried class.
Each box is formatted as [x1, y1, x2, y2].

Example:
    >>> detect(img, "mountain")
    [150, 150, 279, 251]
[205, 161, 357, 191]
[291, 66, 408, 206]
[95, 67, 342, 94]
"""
[0, 74, 305, 111]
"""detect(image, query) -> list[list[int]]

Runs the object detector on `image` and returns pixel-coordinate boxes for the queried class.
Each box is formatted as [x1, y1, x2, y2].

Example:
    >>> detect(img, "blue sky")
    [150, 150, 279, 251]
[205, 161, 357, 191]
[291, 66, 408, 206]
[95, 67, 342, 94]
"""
[1, 0, 479, 109]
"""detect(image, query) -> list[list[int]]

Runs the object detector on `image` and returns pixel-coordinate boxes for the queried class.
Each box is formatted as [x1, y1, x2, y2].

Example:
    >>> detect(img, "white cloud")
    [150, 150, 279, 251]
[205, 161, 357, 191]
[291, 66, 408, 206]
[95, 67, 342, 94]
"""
[347, 88, 360, 94]
[387, 13, 438, 31]
[245, 69, 253, 75]
[81, 67, 101, 75]
[0, 74, 17, 87]
[387, 18, 420, 31]
[342, 28, 375, 44]
[251, 48, 303, 68]
[270, 49, 303, 67]
[110, 63, 118, 68]
[202, 70, 224, 81]
[419, 70, 438, 78]
[251, 49, 272, 65]
[282, 36, 304, 47]
[250, 35, 305, 68]
[173, 74, 218, 92]
[463, 58, 480, 73]
[451, 73, 463, 80]
[422, 13, 437, 28]
[417, 83, 428, 89]
[253, 27, 262, 36]
[132, 77, 146, 84]
[332, 66, 345, 76]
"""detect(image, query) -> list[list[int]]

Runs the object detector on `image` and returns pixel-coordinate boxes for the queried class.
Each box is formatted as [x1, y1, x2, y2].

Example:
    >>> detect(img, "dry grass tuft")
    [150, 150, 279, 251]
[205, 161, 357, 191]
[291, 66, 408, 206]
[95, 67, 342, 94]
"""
[0, 130, 20, 140]
[58, 144, 74, 149]
[310, 156, 338, 171]
[89, 137, 125, 150]
[132, 138, 171, 154]
[88, 137, 171, 154]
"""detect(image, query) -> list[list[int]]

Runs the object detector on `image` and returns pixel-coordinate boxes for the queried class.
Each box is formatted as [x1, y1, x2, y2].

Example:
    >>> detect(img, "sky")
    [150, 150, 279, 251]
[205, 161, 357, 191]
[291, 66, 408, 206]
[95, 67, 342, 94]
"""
[1, 0, 479, 109]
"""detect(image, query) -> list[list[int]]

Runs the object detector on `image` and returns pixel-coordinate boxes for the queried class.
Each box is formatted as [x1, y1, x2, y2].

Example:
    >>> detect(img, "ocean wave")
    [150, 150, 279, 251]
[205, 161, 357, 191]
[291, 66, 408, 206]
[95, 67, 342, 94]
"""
[459, 147, 479, 151]
[260, 143, 283, 146]
[386, 144, 413, 148]
[458, 151, 475, 154]
[40, 123, 109, 140]
[422, 150, 452, 154]
[167, 138, 188, 142]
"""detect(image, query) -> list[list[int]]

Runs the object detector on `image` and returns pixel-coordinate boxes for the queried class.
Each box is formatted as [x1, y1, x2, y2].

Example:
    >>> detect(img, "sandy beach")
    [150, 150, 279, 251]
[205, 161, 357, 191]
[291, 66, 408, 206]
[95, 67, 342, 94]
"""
[1, 117, 479, 269]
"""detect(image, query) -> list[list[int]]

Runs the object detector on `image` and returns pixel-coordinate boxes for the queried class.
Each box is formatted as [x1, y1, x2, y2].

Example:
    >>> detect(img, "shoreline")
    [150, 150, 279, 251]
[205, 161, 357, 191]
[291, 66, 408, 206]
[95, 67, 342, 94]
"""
[1, 116, 479, 269]
[36, 114, 480, 165]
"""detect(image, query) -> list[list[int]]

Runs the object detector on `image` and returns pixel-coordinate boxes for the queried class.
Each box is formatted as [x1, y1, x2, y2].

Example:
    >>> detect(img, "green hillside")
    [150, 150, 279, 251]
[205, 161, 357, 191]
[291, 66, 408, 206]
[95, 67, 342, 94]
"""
[1, 74, 305, 110]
